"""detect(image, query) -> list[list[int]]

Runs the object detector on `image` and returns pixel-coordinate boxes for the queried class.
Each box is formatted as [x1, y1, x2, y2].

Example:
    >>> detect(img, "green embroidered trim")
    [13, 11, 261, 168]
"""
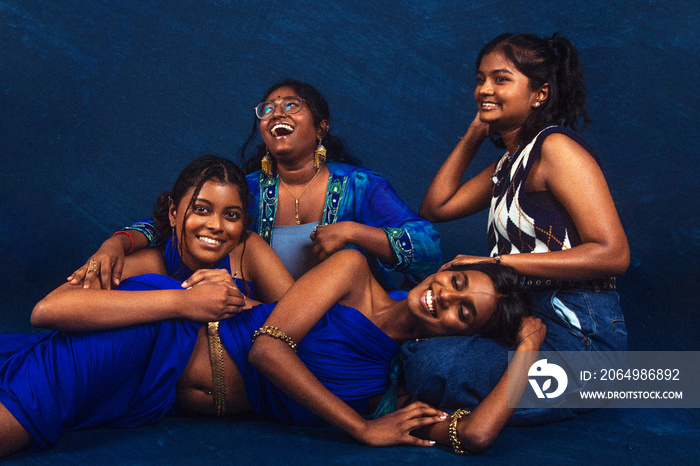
[383, 227, 413, 271]
[258, 173, 278, 244]
[256, 172, 346, 245]
[323, 174, 347, 225]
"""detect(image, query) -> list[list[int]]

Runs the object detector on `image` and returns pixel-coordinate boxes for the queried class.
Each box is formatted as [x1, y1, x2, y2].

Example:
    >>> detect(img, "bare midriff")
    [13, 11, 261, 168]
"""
[176, 325, 253, 416]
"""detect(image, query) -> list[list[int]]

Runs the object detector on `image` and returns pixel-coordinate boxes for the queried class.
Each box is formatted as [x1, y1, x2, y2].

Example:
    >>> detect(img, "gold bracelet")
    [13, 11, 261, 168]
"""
[448, 408, 471, 454]
[252, 326, 297, 353]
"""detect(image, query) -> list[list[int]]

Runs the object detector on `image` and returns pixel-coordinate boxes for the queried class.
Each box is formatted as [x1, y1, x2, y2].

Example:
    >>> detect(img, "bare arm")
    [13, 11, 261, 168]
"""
[414, 317, 546, 453]
[311, 221, 397, 264]
[240, 231, 295, 302]
[33, 248, 245, 331]
[448, 134, 630, 280]
[248, 249, 446, 446]
[420, 116, 495, 222]
[67, 230, 150, 289]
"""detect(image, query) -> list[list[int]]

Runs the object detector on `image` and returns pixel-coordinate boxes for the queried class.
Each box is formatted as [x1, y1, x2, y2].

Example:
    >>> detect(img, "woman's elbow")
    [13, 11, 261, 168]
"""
[605, 240, 630, 277]
[248, 338, 277, 371]
[418, 204, 437, 222]
[460, 427, 497, 453]
[30, 300, 52, 328]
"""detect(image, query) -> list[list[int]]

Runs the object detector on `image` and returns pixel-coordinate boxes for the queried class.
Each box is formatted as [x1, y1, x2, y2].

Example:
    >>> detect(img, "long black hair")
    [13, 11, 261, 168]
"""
[477, 33, 590, 148]
[240, 79, 360, 174]
[152, 155, 251, 289]
[450, 262, 531, 347]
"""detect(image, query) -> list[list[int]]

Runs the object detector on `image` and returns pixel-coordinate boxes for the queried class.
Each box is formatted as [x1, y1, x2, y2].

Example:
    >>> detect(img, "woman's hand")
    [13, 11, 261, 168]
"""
[354, 402, 447, 447]
[440, 254, 494, 271]
[67, 235, 128, 290]
[181, 282, 246, 322]
[515, 316, 546, 351]
[181, 269, 236, 289]
[467, 112, 491, 141]
[310, 222, 351, 261]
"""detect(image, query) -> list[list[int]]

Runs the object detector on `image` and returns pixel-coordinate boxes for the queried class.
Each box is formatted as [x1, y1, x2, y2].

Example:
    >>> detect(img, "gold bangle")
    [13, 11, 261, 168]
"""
[448, 408, 471, 454]
[252, 326, 297, 353]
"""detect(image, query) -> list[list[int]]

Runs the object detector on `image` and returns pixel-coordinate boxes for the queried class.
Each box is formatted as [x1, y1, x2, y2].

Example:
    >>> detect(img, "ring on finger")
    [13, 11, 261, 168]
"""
[87, 259, 100, 274]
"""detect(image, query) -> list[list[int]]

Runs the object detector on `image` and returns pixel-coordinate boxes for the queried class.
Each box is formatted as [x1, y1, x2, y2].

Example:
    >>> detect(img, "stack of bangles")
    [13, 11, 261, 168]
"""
[113, 230, 134, 255]
[449, 408, 471, 454]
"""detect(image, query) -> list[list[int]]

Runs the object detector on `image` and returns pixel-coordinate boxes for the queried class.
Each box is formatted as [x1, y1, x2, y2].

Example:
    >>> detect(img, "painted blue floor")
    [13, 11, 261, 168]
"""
[3, 407, 697, 464]
[2, 293, 698, 463]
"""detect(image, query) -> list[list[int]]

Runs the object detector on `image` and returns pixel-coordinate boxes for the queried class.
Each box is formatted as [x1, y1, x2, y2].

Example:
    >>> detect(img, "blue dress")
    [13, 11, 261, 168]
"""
[0, 243, 399, 451]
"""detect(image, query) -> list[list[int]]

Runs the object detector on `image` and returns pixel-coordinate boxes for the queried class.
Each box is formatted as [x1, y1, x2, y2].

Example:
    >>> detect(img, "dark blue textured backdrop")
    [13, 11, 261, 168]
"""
[1, 1, 698, 349]
[1, 1, 699, 464]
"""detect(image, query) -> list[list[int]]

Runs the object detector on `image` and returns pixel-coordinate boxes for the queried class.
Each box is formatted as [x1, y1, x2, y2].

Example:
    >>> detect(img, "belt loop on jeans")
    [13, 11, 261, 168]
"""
[521, 276, 616, 291]
[207, 321, 227, 416]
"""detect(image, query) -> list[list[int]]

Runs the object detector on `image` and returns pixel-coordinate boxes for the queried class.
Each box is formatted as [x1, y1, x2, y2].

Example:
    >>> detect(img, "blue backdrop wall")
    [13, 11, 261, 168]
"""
[1, 1, 698, 351]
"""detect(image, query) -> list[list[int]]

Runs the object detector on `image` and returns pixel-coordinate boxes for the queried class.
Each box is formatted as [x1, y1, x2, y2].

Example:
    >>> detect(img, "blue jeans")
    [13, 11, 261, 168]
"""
[401, 289, 627, 426]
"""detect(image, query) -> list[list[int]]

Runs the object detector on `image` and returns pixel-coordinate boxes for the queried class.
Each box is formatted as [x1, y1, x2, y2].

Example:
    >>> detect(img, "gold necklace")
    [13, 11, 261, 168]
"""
[279, 170, 321, 225]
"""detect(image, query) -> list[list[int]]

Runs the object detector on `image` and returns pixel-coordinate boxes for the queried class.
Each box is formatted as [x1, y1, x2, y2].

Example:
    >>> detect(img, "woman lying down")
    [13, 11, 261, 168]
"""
[0, 164, 542, 457]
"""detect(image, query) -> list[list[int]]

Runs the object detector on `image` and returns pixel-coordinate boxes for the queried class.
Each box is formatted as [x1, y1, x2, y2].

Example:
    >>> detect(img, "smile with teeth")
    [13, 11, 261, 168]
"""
[481, 101, 499, 109]
[425, 289, 436, 317]
[271, 123, 294, 137]
[198, 236, 223, 246]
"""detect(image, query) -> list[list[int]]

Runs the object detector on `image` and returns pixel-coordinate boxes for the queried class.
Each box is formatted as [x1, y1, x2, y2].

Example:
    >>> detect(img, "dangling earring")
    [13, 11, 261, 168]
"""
[313, 138, 327, 170]
[261, 149, 274, 176]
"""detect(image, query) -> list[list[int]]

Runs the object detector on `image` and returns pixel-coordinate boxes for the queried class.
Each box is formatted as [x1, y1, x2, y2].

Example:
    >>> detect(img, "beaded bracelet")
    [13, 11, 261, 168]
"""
[252, 326, 297, 353]
[448, 408, 471, 454]
[113, 230, 134, 255]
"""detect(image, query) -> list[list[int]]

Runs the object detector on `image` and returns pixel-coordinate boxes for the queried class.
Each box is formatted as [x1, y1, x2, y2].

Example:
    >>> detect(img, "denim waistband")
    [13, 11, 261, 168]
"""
[522, 276, 616, 291]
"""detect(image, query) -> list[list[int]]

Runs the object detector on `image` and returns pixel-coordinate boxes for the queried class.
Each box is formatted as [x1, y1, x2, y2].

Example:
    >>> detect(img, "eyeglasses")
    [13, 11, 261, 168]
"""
[254, 96, 306, 120]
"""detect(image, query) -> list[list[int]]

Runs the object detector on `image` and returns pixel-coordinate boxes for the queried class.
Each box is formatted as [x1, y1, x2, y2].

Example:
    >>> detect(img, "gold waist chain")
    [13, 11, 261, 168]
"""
[206, 321, 227, 416]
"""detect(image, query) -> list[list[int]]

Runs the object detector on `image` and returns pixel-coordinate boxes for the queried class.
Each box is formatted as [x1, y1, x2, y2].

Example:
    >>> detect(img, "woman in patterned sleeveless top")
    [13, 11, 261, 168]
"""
[411, 33, 629, 424]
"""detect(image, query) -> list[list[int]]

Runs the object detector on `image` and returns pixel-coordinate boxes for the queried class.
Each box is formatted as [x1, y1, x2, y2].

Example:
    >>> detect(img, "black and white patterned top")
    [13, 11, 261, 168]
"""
[487, 125, 598, 257]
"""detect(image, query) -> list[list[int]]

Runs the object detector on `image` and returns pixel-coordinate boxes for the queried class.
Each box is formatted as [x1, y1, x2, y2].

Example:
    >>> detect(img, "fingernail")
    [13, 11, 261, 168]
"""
[181, 281, 188, 288]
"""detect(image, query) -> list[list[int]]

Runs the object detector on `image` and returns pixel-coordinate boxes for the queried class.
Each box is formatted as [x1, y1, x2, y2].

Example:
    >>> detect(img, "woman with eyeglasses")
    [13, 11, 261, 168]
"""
[70, 79, 441, 291]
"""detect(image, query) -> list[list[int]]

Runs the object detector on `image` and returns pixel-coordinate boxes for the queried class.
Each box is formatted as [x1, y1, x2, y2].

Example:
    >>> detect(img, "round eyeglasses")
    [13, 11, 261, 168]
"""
[254, 96, 306, 120]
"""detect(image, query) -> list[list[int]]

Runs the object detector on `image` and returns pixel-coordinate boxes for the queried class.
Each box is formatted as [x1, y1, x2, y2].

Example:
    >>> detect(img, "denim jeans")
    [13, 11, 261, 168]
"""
[401, 289, 627, 426]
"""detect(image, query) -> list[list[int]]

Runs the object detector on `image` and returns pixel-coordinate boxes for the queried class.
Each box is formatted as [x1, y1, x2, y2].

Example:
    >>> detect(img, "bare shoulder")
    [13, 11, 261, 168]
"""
[241, 231, 271, 252]
[540, 132, 596, 165]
